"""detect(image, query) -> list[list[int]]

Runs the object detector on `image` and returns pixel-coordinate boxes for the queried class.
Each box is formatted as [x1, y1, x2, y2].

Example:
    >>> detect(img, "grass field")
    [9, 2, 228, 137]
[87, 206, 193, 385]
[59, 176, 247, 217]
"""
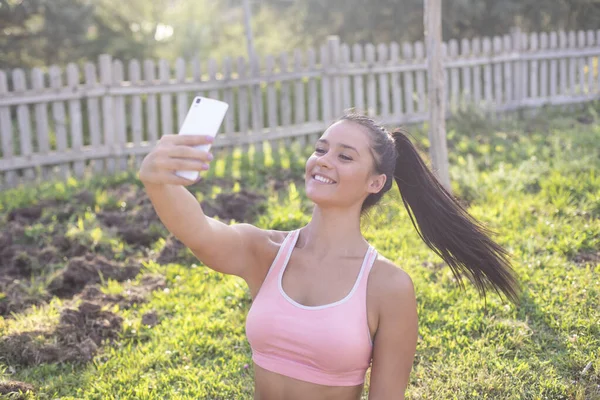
[0, 104, 599, 399]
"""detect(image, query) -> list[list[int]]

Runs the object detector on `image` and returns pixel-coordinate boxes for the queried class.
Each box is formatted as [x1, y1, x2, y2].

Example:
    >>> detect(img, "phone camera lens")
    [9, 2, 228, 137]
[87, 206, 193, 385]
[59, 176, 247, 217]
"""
[196, 98, 201, 104]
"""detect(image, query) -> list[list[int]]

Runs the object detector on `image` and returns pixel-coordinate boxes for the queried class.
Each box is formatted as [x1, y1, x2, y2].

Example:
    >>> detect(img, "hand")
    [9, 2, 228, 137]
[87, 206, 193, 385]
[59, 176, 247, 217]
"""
[139, 134, 215, 186]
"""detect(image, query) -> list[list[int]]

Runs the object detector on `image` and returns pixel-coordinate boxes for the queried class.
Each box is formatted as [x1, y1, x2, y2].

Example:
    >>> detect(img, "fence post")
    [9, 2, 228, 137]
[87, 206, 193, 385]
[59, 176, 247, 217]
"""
[99, 54, 115, 173]
[511, 27, 523, 108]
[328, 36, 342, 118]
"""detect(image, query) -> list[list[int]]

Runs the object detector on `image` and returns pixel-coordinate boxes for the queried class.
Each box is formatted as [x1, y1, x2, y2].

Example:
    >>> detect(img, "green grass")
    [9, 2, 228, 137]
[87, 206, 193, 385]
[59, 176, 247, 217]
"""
[1, 104, 599, 399]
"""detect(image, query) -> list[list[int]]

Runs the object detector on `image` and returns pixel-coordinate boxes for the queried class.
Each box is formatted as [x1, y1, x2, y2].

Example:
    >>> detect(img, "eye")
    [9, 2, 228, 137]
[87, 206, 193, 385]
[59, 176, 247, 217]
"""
[340, 155, 353, 161]
[314, 148, 326, 154]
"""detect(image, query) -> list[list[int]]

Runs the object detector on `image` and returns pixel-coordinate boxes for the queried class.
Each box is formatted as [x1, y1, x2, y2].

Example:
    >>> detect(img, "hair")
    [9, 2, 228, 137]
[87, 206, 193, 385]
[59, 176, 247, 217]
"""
[339, 112, 522, 306]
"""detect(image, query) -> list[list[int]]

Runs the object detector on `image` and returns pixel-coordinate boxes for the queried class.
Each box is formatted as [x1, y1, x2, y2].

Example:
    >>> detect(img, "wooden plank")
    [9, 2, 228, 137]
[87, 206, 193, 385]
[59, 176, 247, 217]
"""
[402, 42, 415, 115]
[237, 57, 250, 153]
[320, 44, 332, 122]
[340, 44, 352, 111]
[568, 31, 577, 94]
[12, 69, 35, 180]
[67, 63, 85, 178]
[352, 44, 366, 113]
[529, 33, 539, 99]
[448, 39, 460, 108]
[128, 59, 144, 169]
[377, 43, 390, 117]
[307, 48, 319, 143]
[472, 37, 482, 104]
[520, 32, 529, 100]
[294, 49, 307, 148]
[249, 56, 263, 155]
[222, 57, 235, 135]
[159, 59, 173, 137]
[549, 32, 558, 98]
[503, 35, 513, 105]
[328, 36, 342, 117]
[112, 59, 128, 171]
[577, 31, 586, 94]
[442, 42, 450, 107]
[175, 58, 188, 128]
[492, 37, 503, 104]
[559, 31, 568, 95]
[597, 30, 600, 92]
[49, 66, 69, 179]
[207, 59, 219, 101]
[31, 68, 50, 179]
[414, 41, 426, 114]
[539, 33, 548, 98]
[586, 30, 595, 94]
[365, 44, 377, 116]
[460, 38, 472, 107]
[265, 54, 279, 151]
[389, 42, 402, 117]
[84, 63, 103, 173]
[0, 70, 16, 187]
[143, 60, 159, 144]
[280, 52, 292, 144]
[99, 54, 115, 172]
[483, 37, 493, 104]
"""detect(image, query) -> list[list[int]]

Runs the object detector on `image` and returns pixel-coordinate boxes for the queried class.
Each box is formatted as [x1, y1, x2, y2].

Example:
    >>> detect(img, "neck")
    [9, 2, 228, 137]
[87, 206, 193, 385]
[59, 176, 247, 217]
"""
[298, 205, 369, 260]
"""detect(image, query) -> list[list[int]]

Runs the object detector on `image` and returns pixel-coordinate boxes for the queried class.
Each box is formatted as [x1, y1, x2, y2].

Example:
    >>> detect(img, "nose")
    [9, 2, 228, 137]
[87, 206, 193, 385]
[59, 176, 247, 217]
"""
[316, 153, 332, 169]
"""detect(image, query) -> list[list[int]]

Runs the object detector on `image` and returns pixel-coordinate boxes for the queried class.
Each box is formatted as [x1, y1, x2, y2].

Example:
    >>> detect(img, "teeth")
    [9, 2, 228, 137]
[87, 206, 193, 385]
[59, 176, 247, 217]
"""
[314, 175, 334, 184]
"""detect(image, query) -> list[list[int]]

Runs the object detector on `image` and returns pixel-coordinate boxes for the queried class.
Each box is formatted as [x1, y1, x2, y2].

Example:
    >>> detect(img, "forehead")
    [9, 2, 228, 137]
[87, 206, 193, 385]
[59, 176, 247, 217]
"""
[319, 120, 371, 148]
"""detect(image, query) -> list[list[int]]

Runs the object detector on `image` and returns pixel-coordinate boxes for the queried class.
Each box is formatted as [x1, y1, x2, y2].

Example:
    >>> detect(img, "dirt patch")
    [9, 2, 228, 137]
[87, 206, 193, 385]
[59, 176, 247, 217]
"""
[156, 235, 187, 265]
[79, 273, 167, 310]
[0, 380, 35, 397]
[572, 250, 600, 267]
[0, 276, 52, 317]
[47, 254, 141, 298]
[201, 189, 265, 223]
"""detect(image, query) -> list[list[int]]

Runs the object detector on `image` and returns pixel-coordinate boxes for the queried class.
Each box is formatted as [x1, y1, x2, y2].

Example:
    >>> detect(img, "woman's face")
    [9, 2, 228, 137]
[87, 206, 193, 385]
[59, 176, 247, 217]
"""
[305, 120, 386, 209]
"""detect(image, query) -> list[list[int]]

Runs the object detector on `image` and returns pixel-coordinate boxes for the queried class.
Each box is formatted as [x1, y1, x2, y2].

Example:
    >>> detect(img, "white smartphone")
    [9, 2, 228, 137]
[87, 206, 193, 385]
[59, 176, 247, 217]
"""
[175, 96, 229, 181]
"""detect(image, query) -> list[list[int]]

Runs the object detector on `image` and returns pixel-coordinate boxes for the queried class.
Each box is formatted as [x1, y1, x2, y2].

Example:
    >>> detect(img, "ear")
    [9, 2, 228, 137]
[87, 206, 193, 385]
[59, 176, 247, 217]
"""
[367, 173, 387, 194]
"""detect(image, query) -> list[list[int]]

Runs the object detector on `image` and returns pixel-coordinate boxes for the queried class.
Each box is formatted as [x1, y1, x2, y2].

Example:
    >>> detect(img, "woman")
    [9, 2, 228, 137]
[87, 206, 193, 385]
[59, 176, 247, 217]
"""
[139, 112, 522, 400]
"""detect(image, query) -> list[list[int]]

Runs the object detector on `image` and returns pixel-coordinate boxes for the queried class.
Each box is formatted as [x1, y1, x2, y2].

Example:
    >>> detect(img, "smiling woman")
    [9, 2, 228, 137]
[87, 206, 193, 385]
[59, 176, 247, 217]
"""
[140, 110, 522, 399]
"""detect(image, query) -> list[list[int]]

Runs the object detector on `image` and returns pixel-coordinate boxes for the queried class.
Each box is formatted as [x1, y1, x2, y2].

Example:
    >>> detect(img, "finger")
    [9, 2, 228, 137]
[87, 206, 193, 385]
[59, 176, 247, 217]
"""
[169, 134, 215, 146]
[162, 172, 202, 186]
[160, 158, 210, 172]
[167, 146, 214, 162]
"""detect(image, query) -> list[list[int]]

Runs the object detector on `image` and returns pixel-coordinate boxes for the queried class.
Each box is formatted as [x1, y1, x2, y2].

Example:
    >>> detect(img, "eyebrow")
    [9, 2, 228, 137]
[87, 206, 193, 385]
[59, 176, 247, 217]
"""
[316, 139, 360, 155]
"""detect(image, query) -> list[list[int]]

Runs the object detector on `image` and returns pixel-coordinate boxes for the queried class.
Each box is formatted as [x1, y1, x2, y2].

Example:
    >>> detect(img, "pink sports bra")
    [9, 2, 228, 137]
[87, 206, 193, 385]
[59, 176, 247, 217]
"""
[245, 228, 377, 386]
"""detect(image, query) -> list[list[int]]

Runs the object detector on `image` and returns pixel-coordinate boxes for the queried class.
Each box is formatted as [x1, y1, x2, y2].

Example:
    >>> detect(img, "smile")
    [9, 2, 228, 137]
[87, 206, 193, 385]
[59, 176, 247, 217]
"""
[311, 174, 336, 184]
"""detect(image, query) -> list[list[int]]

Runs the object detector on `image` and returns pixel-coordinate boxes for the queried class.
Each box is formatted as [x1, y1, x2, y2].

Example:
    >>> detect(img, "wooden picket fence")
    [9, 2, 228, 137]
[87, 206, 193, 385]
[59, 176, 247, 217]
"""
[1, 28, 600, 188]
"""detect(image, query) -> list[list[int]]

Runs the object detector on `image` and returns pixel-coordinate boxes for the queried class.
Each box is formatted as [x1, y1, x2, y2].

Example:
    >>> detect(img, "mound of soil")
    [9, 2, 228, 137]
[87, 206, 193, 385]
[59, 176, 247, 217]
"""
[201, 189, 265, 223]
[156, 235, 187, 265]
[47, 254, 141, 298]
[0, 380, 35, 397]
[572, 250, 600, 267]
[79, 273, 167, 310]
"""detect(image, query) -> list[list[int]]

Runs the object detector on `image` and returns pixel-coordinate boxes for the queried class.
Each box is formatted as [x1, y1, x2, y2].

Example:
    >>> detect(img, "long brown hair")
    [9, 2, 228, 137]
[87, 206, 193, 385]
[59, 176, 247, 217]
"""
[340, 112, 522, 305]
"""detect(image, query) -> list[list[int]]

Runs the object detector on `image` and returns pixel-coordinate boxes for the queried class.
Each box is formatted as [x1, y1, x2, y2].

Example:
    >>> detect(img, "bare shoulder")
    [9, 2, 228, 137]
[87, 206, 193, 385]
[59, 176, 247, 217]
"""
[369, 254, 416, 312]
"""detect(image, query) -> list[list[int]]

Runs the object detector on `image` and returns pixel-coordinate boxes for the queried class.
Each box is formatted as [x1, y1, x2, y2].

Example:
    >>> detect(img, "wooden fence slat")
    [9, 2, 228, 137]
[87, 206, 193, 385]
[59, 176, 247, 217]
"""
[112, 59, 128, 171]
[84, 63, 103, 173]
[402, 42, 415, 115]
[365, 44, 377, 116]
[294, 49, 307, 148]
[48, 66, 69, 179]
[0, 71, 16, 187]
[175, 58, 188, 129]
[340, 45, 352, 112]
[67, 63, 85, 178]
[520, 32, 529, 100]
[492, 37, 504, 104]
[568, 31, 577, 94]
[460, 38, 472, 107]
[249, 57, 264, 154]
[472, 37, 482, 104]
[222, 57, 235, 135]
[159, 59, 173, 137]
[586, 30, 595, 93]
[279, 52, 292, 148]
[529, 33, 539, 99]
[597, 30, 600, 92]
[143, 60, 159, 144]
[442, 42, 450, 107]
[577, 31, 586, 94]
[31, 68, 50, 179]
[559, 31, 568, 95]
[265, 55, 279, 153]
[320, 44, 332, 122]
[352, 44, 366, 113]
[414, 41, 426, 114]
[12, 69, 35, 180]
[389, 42, 402, 116]
[549, 32, 558, 97]
[328, 36, 343, 117]
[307, 48, 318, 124]
[539, 33, 549, 98]
[502, 35, 513, 105]
[128, 59, 144, 169]
[448, 39, 460, 109]
[483, 37, 494, 104]
[377, 43, 390, 117]
[99, 54, 115, 172]
[237, 57, 250, 153]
